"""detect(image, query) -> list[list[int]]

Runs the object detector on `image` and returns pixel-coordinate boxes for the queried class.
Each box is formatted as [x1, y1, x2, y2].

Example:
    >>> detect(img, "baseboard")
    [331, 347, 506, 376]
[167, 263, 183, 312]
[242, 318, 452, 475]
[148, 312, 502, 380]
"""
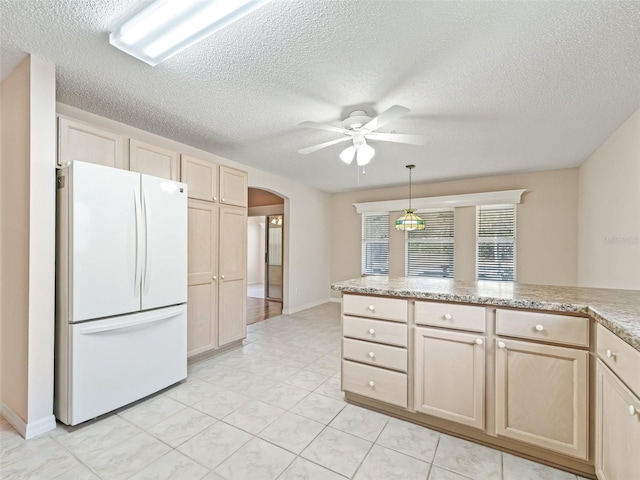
[329, 297, 342, 303]
[0, 401, 56, 439]
[283, 298, 332, 315]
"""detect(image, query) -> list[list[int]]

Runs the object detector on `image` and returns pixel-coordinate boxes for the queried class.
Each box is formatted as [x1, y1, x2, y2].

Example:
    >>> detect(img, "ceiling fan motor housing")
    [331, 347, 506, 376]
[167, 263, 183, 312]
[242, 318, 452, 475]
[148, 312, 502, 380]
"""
[342, 110, 372, 130]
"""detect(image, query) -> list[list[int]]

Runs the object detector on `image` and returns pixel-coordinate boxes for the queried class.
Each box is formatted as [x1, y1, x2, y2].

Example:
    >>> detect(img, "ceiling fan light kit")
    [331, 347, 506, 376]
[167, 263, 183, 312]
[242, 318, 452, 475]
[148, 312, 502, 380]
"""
[395, 164, 425, 231]
[298, 105, 427, 166]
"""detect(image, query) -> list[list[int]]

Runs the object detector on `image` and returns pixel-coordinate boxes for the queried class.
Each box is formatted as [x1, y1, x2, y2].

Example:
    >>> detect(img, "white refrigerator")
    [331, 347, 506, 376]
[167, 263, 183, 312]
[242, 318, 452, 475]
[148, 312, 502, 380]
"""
[55, 161, 188, 426]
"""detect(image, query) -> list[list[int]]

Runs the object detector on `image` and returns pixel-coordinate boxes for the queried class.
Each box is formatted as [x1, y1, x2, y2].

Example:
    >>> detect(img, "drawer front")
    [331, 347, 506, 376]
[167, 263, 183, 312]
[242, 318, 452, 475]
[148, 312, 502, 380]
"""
[415, 301, 485, 332]
[496, 309, 589, 347]
[342, 360, 407, 408]
[597, 324, 640, 396]
[343, 294, 407, 322]
[343, 338, 407, 372]
[343, 315, 408, 347]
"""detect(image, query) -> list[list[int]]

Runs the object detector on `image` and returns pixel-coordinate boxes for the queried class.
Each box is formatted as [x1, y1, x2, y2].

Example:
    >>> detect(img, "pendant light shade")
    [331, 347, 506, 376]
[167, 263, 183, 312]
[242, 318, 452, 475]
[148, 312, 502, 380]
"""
[395, 164, 425, 231]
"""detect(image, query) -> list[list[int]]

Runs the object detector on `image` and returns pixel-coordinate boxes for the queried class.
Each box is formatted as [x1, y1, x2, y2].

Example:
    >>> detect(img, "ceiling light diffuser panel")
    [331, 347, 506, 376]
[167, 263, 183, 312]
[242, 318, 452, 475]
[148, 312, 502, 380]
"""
[110, 0, 273, 66]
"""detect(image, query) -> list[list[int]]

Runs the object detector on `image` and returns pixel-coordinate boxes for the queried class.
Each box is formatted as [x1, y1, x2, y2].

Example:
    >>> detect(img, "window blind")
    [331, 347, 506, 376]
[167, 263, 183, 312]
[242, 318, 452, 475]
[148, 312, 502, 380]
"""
[362, 212, 389, 275]
[477, 204, 515, 281]
[406, 209, 454, 278]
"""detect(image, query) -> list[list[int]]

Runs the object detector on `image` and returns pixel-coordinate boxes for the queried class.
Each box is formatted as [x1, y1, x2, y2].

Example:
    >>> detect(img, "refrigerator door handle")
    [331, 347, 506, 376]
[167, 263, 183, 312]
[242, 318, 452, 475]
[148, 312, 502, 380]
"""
[133, 189, 143, 298]
[142, 189, 151, 296]
[78, 306, 185, 335]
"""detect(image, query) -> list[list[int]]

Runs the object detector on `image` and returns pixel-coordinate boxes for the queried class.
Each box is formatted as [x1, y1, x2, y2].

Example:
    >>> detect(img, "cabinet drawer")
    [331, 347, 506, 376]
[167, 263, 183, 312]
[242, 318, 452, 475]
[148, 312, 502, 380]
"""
[343, 338, 407, 372]
[597, 324, 640, 396]
[496, 309, 589, 347]
[415, 301, 485, 332]
[342, 360, 407, 408]
[343, 294, 407, 322]
[343, 316, 407, 347]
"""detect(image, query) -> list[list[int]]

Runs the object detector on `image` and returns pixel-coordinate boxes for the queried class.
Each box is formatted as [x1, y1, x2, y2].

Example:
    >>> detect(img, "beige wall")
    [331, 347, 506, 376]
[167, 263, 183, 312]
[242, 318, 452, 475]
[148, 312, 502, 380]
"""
[0, 56, 56, 436]
[578, 108, 640, 289]
[330, 168, 579, 296]
[57, 104, 333, 313]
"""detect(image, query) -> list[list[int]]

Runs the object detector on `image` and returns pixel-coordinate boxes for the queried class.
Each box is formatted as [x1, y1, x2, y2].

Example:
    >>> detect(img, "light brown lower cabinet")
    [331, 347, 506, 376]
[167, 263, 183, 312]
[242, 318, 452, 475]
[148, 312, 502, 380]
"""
[414, 327, 485, 429]
[495, 338, 589, 459]
[186, 201, 246, 358]
[595, 360, 640, 480]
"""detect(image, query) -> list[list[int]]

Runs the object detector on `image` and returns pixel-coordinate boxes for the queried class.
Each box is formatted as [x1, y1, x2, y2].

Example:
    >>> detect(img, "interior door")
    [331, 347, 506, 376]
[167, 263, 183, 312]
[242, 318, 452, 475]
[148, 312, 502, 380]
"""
[70, 162, 141, 321]
[265, 215, 283, 300]
[140, 174, 188, 310]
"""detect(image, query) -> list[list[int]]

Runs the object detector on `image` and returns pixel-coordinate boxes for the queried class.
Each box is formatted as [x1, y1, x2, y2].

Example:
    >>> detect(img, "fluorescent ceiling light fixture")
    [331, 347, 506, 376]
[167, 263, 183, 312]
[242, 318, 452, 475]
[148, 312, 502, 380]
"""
[110, 0, 273, 66]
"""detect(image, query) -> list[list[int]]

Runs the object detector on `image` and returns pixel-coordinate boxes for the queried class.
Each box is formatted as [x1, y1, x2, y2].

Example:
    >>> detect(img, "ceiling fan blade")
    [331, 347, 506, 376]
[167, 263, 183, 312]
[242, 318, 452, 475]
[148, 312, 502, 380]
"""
[366, 132, 427, 145]
[298, 136, 352, 155]
[362, 105, 411, 132]
[298, 121, 350, 134]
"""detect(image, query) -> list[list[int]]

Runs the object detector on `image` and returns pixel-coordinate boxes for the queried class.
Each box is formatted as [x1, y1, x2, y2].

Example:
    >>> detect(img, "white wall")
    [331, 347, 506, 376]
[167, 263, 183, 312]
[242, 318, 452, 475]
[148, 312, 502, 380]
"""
[0, 56, 56, 438]
[578, 108, 640, 289]
[247, 217, 265, 285]
[57, 104, 333, 313]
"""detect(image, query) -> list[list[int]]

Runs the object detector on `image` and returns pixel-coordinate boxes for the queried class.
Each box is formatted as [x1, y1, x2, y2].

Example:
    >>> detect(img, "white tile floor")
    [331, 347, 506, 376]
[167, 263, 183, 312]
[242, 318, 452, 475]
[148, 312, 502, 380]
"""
[1, 303, 592, 480]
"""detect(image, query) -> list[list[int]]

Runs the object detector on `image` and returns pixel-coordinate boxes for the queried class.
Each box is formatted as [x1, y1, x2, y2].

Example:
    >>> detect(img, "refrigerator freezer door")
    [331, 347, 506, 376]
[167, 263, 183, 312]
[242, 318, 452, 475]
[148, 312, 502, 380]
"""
[140, 175, 187, 310]
[69, 162, 141, 322]
[61, 305, 187, 425]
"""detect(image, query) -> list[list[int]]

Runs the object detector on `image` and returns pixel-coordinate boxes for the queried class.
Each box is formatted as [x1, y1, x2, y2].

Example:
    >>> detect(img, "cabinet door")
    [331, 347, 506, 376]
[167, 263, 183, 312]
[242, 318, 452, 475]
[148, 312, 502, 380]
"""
[130, 139, 178, 180]
[219, 165, 248, 207]
[495, 338, 588, 459]
[186, 200, 218, 357]
[58, 117, 125, 168]
[218, 205, 247, 346]
[596, 361, 640, 480]
[414, 327, 485, 429]
[181, 155, 218, 202]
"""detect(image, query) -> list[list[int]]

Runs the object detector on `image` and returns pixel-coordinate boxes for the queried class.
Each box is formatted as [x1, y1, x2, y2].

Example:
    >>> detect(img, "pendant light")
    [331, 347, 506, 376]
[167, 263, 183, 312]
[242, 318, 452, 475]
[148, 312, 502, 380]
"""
[395, 164, 425, 231]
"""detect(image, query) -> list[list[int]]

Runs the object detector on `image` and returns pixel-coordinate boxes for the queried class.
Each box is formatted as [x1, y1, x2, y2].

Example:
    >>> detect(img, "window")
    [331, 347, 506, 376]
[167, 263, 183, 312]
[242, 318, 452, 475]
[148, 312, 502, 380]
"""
[361, 212, 389, 275]
[406, 209, 454, 278]
[477, 204, 516, 281]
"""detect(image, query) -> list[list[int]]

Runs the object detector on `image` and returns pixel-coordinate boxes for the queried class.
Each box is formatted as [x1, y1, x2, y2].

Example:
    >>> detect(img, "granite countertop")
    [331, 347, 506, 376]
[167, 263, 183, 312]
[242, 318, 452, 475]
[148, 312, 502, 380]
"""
[331, 276, 640, 352]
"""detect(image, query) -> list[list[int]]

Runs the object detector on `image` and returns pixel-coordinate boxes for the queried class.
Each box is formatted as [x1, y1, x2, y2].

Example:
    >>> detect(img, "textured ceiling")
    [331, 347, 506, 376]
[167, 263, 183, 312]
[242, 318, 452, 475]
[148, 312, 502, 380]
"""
[1, 0, 639, 193]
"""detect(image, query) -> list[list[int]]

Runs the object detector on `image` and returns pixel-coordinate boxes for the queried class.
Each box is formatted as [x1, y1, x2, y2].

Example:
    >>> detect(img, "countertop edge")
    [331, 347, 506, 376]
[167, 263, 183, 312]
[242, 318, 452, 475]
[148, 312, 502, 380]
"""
[332, 283, 640, 352]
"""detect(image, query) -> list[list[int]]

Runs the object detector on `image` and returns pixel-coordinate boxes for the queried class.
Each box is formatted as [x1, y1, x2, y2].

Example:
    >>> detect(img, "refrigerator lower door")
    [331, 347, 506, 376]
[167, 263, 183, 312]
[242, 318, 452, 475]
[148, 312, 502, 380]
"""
[57, 305, 186, 425]
[140, 174, 188, 310]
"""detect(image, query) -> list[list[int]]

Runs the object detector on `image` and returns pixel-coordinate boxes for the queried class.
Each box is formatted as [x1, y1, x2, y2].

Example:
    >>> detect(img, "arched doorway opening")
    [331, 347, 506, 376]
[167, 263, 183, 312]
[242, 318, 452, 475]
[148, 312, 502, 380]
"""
[247, 187, 286, 324]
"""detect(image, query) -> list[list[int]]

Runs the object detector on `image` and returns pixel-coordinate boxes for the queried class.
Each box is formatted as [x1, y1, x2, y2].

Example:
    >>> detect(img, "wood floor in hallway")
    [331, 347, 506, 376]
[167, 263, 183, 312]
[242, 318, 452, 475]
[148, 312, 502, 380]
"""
[247, 296, 282, 325]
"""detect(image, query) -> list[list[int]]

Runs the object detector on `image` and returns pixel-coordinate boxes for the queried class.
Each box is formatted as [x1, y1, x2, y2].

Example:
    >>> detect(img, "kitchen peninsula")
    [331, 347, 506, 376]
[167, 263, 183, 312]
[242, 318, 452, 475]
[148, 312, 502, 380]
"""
[331, 277, 640, 479]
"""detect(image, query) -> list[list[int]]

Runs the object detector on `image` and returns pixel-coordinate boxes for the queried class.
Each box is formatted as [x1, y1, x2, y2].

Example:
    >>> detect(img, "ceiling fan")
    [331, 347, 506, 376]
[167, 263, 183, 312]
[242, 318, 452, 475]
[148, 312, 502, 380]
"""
[298, 105, 427, 166]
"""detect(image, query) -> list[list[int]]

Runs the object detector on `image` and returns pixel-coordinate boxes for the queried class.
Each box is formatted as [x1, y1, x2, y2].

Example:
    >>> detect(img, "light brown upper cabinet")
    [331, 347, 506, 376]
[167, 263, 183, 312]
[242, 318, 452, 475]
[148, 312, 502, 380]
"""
[414, 326, 485, 429]
[58, 117, 125, 169]
[219, 165, 248, 207]
[129, 139, 178, 180]
[181, 155, 218, 202]
[495, 337, 589, 459]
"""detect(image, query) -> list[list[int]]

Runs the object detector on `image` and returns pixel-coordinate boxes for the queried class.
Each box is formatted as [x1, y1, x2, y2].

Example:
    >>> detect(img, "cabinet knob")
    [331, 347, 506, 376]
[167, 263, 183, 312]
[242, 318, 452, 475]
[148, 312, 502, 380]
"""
[213, 196, 217, 201]
[221, 198, 226, 203]
[368, 352, 375, 358]
[444, 313, 452, 320]
[368, 328, 375, 335]
[535, 324, 544, 332]
[629, 405, 638, 416]
[475, 338, 483, 345]
[498, 341, 506, 349]
[212, 275, 217, 280]
[368, 305, 375, 311]
[606, 349, 616, 359]
[368, 380, 375, 388]
[221, 274, 225, 279]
